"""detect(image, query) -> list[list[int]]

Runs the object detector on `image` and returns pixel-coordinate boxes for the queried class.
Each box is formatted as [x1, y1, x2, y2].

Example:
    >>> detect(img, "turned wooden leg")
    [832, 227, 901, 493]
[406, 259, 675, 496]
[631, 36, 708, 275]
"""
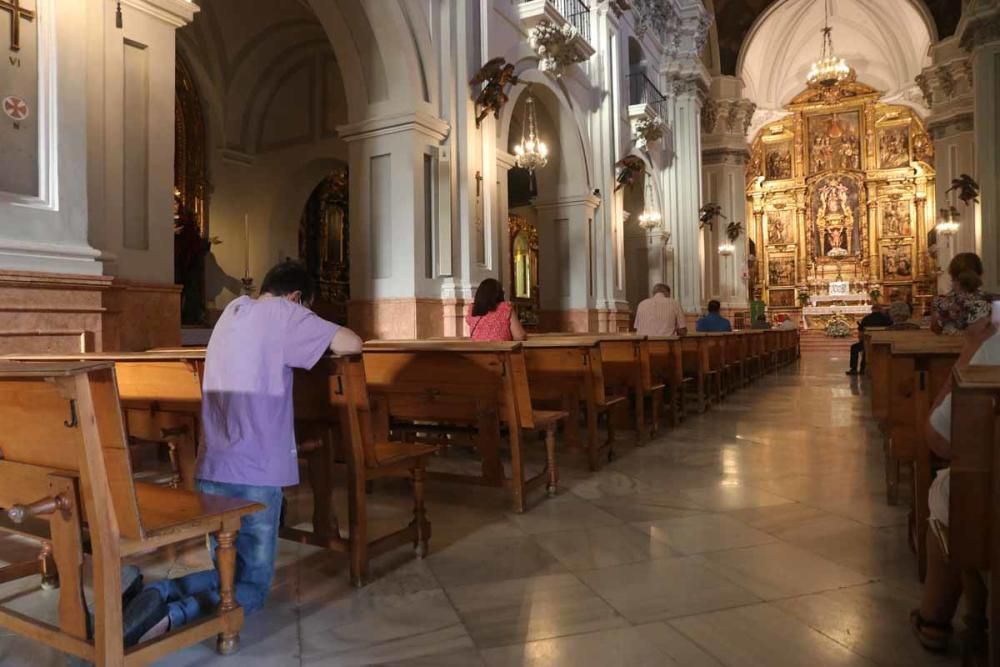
[307, 443, 338, 541]
[545, 426, 558, 496]
[216, 530, 240, 655]
[586, 402, 601, 471]
[412, 466, 429, 558]
[48, 478, 86, 640]
[510, 428, 526, 513]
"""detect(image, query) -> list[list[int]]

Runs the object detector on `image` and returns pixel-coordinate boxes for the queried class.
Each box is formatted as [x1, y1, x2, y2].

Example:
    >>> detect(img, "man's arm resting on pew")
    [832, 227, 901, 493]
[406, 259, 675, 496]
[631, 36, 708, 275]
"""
[330, 328, 363, 356]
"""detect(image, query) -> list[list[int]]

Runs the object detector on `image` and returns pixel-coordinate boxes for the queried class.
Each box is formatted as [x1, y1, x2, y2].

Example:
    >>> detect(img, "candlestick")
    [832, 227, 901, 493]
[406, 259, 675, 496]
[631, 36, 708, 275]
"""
[243, 214, 250, 279]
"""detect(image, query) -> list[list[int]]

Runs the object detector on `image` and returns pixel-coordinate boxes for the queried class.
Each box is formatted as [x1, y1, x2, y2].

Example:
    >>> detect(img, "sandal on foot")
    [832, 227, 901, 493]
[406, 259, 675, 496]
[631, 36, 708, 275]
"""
[910, 609, 952, 653]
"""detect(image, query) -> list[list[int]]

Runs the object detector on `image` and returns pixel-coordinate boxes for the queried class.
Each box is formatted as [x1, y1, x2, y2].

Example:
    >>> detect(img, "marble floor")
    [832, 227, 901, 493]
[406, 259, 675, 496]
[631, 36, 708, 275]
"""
[0, 353, 963, 666]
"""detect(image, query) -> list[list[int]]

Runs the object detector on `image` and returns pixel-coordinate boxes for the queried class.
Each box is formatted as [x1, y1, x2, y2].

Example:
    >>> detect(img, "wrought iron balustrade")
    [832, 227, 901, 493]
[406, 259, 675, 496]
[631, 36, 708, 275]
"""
[628, 72, 667, 118]
[521, 0, 591, 43]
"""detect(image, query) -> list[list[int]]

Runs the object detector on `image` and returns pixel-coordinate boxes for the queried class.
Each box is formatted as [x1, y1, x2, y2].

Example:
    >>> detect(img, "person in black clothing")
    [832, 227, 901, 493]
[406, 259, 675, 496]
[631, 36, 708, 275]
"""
[846, 304, 892, 375]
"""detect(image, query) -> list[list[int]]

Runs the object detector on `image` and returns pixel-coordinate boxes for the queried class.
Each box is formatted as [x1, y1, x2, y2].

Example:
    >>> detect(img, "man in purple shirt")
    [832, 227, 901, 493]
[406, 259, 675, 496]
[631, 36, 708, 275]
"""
[123, 261, 362, 647]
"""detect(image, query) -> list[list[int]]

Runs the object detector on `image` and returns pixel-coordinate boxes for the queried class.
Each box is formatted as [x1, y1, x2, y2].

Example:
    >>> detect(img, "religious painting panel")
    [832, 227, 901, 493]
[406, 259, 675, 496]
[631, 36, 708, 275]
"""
[767, 255, 796, 287]
[885, 284, 913, 305]
[881, 243, 914, 282]
[764, 141, 793, 181]
[768, 288, 796, 309]
[807, 111, 862, 174]
[810, 174, 862, 260]
[880, 200, 912, 238]
[0, 0, 39, 197]
[877, 125, 910, 169]
[766, 209, 796, 246]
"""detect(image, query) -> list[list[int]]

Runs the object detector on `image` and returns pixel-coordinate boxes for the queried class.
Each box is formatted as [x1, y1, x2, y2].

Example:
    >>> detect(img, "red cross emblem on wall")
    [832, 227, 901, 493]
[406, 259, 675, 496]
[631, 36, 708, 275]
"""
[3, 95, 28, 121]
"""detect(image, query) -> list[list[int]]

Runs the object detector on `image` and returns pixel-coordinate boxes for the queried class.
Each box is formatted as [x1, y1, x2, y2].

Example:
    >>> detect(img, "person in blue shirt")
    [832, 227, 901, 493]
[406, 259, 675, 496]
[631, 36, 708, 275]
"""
[696, 300, 732, 333]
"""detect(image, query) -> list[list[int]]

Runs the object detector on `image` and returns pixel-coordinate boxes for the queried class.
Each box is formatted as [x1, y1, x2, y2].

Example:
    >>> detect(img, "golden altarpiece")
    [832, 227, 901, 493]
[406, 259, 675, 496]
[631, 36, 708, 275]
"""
[746, 76, 936, 328]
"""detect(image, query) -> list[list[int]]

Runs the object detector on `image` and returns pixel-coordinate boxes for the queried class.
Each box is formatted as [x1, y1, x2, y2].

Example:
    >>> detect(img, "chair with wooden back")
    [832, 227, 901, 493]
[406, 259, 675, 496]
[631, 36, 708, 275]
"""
[0, 361, 262, 666]
[291, 354, 436, 586]
[363, 341, 563, 512]
[522, 338, 622, 470]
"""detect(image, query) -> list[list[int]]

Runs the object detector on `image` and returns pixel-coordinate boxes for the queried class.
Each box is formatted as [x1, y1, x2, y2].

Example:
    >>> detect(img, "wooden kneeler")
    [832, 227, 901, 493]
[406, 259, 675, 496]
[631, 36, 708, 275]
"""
[0, 362, 263, 666]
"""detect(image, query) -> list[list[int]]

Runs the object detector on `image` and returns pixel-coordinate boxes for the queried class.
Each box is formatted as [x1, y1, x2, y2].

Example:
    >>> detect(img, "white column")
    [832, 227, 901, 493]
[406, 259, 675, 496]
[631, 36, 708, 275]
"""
[660, 72, 708, 314]
[958, 1, 1000, 293]
[701, 77, 755, 310]
[918, 36, 977, 292]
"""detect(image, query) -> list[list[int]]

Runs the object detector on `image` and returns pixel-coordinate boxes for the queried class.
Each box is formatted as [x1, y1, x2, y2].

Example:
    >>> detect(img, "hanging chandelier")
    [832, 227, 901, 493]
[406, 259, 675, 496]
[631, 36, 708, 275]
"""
[514, 92, 548, 172]
[806, 0, 851, 88]
[718, 242, 735, 256]
[637, 180, 661, 231]
[937, 207, 961, 236]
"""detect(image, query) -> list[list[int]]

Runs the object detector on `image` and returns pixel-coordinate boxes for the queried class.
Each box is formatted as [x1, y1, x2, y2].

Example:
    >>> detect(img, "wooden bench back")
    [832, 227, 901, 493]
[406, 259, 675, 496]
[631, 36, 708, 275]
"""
[522, 340, 606, 406]
[681, 336, 709, 376]
[0, 362, 145, 541]
[362, 341, 535, 429]
[950, 365, 1000, 570]
[647, 337, 682, 386]
[868, 330, 938, 420]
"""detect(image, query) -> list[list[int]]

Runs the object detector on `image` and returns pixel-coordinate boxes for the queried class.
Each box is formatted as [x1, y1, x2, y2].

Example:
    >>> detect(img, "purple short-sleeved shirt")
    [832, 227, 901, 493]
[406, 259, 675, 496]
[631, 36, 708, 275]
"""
[197, 296, 339, 487]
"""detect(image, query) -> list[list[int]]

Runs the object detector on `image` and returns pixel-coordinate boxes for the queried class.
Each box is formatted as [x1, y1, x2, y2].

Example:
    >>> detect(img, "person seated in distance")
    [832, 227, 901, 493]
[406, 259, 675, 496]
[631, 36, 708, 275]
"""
[845, 304, 891, 375]
[465, 278, 526, 341]
[696, 300, 732, 333]
[122, 260, 362, 647]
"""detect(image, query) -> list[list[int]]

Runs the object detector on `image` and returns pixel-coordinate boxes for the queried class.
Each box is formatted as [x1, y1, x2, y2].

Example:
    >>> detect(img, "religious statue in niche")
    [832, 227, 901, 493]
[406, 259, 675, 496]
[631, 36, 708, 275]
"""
[882, 244, 913, 281]
[808, 111, 861, 173]
[878, 126, 910, 169]
[765, 142, 793, 180]
[768, 257, 796, 286]
[881, 201, 912, 237]
[298, 169, 350, 324]
[766, 210, 795, 245]
[811, 175, 861, 259]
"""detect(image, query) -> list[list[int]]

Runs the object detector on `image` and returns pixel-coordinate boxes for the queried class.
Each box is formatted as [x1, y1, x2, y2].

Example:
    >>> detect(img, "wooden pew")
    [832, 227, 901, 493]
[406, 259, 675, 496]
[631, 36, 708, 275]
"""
[0, 361, 262, 665]
[521, 337, 624, 470]
[529, 333, 663, 443]
[681, 334, 717, 411]
[744, 331, 766, 381]
[647, 336, 686, 425]
[862, 326, 889, 379]
[362, 341, 564, 513]
[291, 355, 436, 585]
[867, 329, 932, 425]
[948, 365, 1000, 666]
[887, 335, 963, 580]
[3, 351, 206, 489]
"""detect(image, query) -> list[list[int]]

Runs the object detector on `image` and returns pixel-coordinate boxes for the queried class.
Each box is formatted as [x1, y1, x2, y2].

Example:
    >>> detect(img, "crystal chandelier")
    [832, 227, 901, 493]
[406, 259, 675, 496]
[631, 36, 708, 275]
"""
[807, 0, 851, 88]
[718, 242, 735, 256]
[937, 207, 961, 236]
[637, 180, 661, 231]
[513, 93, 548, 172]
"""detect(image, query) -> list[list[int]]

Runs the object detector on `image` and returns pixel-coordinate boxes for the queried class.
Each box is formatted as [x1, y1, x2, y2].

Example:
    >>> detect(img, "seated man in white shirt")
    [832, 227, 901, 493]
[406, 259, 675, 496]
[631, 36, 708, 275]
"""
[634, 284, 687, 336]
[912, 315, 996, 654]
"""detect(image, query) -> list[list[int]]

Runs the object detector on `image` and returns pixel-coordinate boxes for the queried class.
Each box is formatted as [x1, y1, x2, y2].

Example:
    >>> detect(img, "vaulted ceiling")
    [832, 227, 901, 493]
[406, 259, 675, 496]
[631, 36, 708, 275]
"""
[711, 0, 964, 76]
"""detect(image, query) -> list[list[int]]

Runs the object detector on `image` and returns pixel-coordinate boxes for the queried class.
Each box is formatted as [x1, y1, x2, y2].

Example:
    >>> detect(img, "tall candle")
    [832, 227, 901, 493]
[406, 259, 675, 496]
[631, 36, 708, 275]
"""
[243, 213, 250, 279]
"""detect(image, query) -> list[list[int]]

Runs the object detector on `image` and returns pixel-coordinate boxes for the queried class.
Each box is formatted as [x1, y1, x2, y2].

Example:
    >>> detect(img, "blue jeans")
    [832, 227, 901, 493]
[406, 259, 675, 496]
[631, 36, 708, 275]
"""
[147, 480, 283, 629]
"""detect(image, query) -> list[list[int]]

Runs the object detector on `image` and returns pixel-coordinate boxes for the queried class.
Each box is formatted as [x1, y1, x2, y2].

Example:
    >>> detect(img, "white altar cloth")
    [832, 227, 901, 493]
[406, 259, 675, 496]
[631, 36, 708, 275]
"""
[802, 304, 872, 329]
[808, 293, 870, 305]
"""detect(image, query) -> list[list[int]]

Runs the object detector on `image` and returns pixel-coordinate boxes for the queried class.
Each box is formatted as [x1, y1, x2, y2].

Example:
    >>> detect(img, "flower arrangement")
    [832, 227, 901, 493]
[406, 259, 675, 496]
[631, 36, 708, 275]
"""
[528, 20, 583, 75]
[825, 313, 852, 338]
[798, 292, 810, 307]
[634, 117, 664, 150]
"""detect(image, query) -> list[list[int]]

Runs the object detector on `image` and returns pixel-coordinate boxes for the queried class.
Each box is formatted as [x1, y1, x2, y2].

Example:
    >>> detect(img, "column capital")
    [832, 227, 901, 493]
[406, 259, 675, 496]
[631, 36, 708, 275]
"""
[959, 1, 1000, 51]
[337, 112, 450, 144]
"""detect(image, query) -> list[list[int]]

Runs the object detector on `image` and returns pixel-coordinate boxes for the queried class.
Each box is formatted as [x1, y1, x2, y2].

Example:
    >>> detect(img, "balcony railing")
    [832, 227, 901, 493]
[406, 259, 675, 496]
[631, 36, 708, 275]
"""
[521, 0, 591, 43]
[629, 72, 667, 119]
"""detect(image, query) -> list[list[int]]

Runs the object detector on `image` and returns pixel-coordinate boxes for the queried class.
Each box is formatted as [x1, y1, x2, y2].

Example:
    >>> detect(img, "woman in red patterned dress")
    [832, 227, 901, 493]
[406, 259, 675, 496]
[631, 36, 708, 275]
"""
[465, 278, 526, 341]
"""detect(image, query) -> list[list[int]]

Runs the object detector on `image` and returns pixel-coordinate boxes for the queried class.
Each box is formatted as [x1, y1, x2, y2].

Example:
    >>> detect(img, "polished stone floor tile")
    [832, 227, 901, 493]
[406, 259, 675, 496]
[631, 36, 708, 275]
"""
[533, 524, 680, 571]
[775, 582, 958, 666]
[588, 491, 706, 523]
[504, 495, 623, 535]
[633, 513, 777, 555]
[578, 556, 761, 623]
[447, 573, 627, 648]
[676, 483, 794, 512]
[427, 535, 566, 588]
[702, 541, 874, 600]
[480, 623, 722, 666]
[669, 603, 877, 666]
